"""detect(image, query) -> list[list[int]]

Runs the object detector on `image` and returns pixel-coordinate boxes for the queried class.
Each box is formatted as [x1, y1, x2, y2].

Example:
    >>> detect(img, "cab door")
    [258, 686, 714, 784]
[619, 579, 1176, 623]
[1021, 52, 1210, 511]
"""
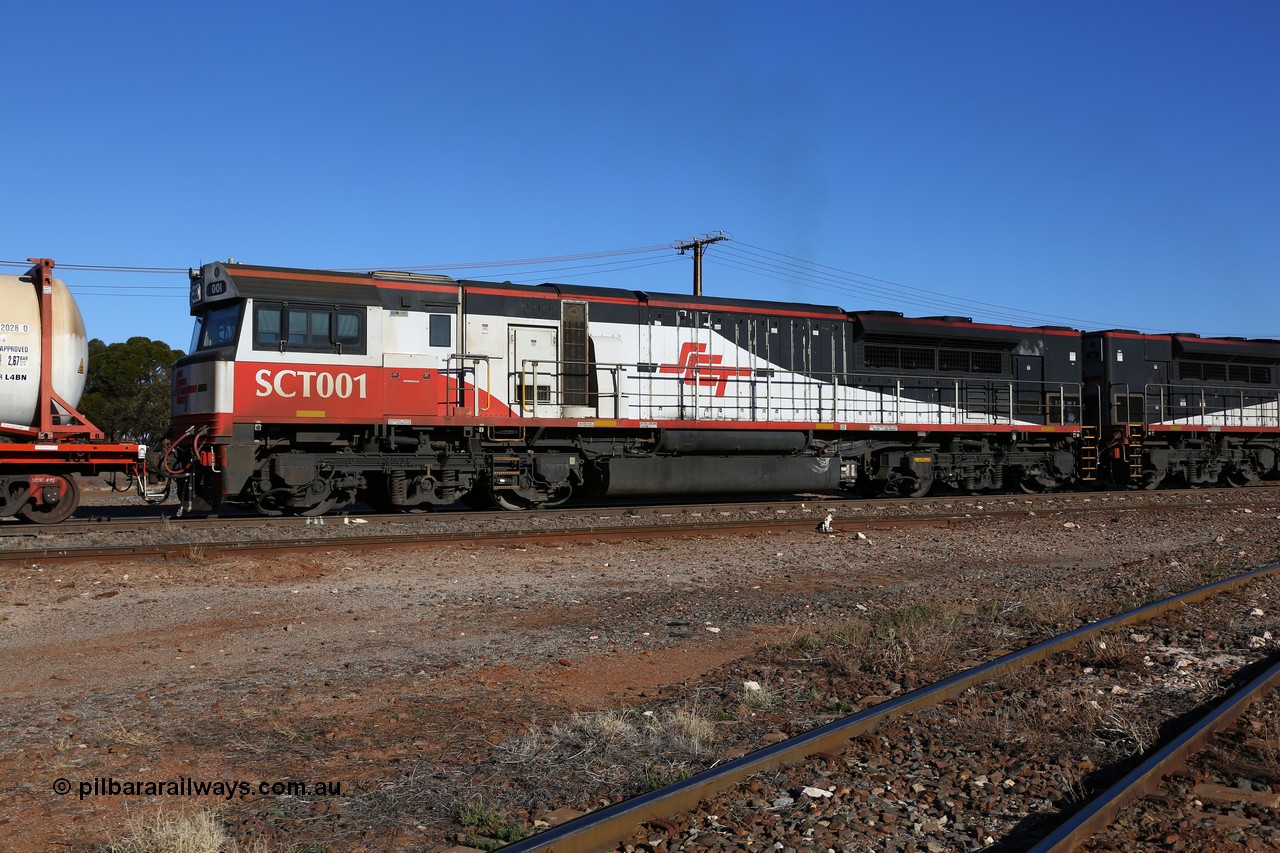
[509, 325, 559, 417]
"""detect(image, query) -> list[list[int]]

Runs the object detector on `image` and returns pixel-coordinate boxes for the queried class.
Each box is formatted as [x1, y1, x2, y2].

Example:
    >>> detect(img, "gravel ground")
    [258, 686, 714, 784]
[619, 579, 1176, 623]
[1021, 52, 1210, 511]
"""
[0, 489, 1277, 851]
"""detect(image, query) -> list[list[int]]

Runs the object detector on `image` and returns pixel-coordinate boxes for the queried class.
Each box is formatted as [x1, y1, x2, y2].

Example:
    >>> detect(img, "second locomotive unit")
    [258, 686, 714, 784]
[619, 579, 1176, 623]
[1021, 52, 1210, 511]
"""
[164, 261, 1092, 515]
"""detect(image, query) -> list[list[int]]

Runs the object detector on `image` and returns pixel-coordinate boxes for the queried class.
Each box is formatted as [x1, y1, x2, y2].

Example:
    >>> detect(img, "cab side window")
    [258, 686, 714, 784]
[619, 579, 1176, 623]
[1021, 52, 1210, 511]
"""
[254, 302, 366, 354]
[429, 314, 452, 348]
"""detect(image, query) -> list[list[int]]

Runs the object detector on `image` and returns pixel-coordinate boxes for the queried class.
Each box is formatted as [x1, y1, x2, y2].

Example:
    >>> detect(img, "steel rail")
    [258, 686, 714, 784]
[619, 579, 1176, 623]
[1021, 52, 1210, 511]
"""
[0, 514, 968, 565]
[497, 561, 1280, 853]
[1030, 653, 1280, 852]
[0, 497, 1258, 564]
[1, 485, 1265, 556]
[4, 484, 1273, 538]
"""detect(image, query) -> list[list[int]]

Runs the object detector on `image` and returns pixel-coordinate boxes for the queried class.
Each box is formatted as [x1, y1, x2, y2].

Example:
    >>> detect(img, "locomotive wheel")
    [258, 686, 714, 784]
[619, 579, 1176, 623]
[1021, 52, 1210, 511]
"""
[1225, 467, 1258, 488]
[292, 497, 339, 517]
[1139, 468, 1166, 490]
[461, 488, 496, 510]
[540, 485, 573, 508]
[907, 478, 933, 498]
[885, 475, 932, 499]
[492, 489, 536, 511]
[490, 483, 572, 511]
[1018, 471, 1069, 494]
[19, 475, 80, 525]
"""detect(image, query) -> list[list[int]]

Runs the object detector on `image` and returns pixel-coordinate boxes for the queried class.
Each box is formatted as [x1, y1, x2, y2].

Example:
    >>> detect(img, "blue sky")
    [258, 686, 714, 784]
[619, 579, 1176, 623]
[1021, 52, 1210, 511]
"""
[4, 1, 1278, 346]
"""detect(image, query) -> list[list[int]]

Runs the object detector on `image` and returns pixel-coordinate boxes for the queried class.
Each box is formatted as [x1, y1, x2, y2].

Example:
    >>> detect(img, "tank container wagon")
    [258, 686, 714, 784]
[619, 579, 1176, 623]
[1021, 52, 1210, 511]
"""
[1082, 330, 1280, 488]
[0, 259, 149, 523]
[161, 261, 1087, 516]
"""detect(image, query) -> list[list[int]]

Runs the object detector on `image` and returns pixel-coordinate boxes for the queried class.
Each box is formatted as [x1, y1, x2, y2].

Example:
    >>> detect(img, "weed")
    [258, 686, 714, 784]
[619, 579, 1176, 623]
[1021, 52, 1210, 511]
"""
[1199, 561, 1227, 581]
[743, 682, 782, 712]
[1098, 710, 1159, 754]
[105, 719, 158, 748]
[648, 707, 717, 757]
[872, 602, 965, 674]
[459, 800, 505, 829]
[275, 726, 315, 742]
[1075, 634, 1147, 673]
[458, 799, 528, 850]
[792, 631, 824, 652]
[640, 764, 692, 790]
[102, 809, 273, 853]
[498, 705, 718, 790]
[1018, 588, 1081, 631]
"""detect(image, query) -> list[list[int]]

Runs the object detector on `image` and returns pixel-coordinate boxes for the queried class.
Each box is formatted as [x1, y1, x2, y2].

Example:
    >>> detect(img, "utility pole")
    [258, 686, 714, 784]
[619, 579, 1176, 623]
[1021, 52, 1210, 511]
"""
[674, 231, 730, 296]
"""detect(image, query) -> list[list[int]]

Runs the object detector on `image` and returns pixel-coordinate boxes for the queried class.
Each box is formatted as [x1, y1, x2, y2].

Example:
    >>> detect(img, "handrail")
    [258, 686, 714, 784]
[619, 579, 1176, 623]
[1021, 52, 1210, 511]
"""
[495, 359, 1084, 428]
[1143, 381, 1280, 428]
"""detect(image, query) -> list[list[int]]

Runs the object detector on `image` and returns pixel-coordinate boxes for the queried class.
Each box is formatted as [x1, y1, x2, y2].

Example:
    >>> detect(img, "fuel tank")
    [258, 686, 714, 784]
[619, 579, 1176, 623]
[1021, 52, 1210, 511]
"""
[600, 455, 840, 496]
[0, 273, 88, 426]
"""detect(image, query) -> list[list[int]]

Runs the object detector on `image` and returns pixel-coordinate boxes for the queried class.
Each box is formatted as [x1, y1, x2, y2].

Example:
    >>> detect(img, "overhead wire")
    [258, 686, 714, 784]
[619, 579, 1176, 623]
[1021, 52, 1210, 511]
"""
[3, 246, 1273, 337]
[334, 243, 675, 273]
[717, 242, 1124, 329]
[506, 256, 684, 284]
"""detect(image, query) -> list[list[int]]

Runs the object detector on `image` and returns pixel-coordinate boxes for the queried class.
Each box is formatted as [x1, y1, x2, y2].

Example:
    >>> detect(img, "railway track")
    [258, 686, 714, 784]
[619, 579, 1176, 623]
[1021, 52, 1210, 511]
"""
[3, 484, 1276, 851]
[3, 483, 1276, 540]
[0, 512, 962, 565]
[495, 563, 1280, 853]
[1, 488, 1276, 565]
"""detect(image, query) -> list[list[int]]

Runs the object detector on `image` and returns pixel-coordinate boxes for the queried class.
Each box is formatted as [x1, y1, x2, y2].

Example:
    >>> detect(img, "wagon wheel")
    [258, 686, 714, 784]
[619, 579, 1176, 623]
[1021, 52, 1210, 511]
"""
[19, 475, 80, 525]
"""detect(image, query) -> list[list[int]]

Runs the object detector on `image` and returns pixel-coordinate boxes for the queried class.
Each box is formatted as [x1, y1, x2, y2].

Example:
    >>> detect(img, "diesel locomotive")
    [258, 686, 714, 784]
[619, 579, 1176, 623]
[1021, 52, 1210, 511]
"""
[158, 261, 1151, 516]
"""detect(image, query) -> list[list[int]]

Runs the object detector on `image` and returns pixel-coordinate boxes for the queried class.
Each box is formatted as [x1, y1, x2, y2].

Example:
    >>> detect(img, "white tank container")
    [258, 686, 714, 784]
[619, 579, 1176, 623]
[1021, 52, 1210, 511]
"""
[0, 273, 88, 427]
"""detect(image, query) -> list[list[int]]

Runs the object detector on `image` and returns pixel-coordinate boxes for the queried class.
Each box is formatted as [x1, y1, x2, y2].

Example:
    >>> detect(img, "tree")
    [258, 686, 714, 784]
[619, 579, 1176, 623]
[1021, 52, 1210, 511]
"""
[78, 337, 185, 445]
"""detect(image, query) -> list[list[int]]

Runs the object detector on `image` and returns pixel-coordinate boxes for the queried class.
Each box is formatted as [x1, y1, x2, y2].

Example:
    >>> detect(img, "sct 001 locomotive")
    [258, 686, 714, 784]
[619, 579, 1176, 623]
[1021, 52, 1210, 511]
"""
[156, 261, 1280, 517]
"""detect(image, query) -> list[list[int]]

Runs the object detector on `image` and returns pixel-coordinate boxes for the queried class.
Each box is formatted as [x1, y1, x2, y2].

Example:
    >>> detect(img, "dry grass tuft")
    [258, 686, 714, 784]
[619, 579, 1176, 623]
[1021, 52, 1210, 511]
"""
[1018, 587, 1082, 631]
[497, 705, 719, 788]
[102, 810, 272, 853]
[104, 719, 158, 749]
[789, 603, 967, 679]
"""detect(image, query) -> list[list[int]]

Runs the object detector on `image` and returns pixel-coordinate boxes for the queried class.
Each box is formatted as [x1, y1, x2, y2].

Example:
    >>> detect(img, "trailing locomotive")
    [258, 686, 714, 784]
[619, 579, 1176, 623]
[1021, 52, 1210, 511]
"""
[161, 261, 1093, 515]
[0, 259, 147, 523]
[1083, 330, 1280, 488]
